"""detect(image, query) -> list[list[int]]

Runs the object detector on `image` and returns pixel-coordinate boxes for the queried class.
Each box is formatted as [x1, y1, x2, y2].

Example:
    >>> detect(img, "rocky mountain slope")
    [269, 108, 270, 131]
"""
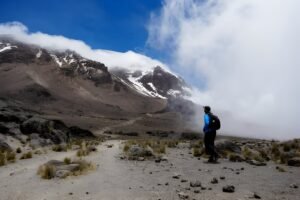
[0, 36, 197, 136]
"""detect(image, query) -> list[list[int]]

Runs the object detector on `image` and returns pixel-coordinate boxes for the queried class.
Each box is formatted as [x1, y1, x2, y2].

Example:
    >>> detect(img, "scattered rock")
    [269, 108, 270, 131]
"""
[276, 166, 286, 172]
[220, 176, 225, 180]
[0, 139, 12, 152]
[128, 145, 154, 158]
[287, 158, 300, 167]
[68, 126, 95, 139]
[194, 190, 200, 194]
[253, 192, 261, 199]
[223, 185, 235, 193]
[190, 180, 202, 187]
[178, 192, 189, 199]
[137, 157, 145, 161]
[173, 174, 181, 179]
[181, 179, 188, 183]
[290, 184, 298, 189]
[229, 153, 244, 162]
[246, 160, 266, 166]
[216, 140, 241, 154]
[211, 177, 218, 184]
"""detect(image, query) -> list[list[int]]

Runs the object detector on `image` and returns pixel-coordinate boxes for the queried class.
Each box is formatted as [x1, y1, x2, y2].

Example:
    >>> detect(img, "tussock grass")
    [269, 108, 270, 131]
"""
[37, 164, 56, 179]
[38, 158, 95, 179]
[52, 144, 67, 152]
[0, 151, 16, 166]
[0, 152, 6, 166]
[20, 151, 33, 160]
[123, 139, 174, 155]
[193, 147, 202, 157]
[64, 157, 71, 164]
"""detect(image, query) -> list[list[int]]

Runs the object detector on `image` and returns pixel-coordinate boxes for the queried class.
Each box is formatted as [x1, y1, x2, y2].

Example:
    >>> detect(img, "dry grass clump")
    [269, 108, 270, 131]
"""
[0, 152, 7, 166]
[0, 151, 16, 166]
[64, 157, 71, 164]
[20, 151, 33, 160]
[72, 159, 95, 175]
[76, 149, 90, 157]
[75, 141, 97, 157]
[37, 164, 56, 179]
[38, 158, 95, 179]
[193, 147, 202, 157]
[52, 144, 67, 152]
[123, 139, 168, 155]
[228, 153, 243, 162]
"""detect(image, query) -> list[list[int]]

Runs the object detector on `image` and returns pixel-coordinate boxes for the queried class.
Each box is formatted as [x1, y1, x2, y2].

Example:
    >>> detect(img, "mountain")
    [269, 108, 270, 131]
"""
[0, 36, 197, 135]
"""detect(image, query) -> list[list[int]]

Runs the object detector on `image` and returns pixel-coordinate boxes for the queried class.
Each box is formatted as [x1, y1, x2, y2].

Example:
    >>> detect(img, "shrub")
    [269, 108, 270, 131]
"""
[37, 164, 56, 179]
[64, 157, 71, 164]
[52, 144, 67, 152]
[123, 143, 130, 152]
[193, 147, 202, 157]
[20, 151, 33, 159]
[72, 159, 95, 175]
[6, 151, 16, 162]
[76, 149, 90, 157]
[0, 152, 6, 166]
[228, 153, 243, 162]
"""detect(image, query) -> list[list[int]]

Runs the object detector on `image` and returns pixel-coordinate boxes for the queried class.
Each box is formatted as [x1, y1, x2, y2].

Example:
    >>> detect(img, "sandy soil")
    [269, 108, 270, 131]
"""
[0, 140, 299, 200]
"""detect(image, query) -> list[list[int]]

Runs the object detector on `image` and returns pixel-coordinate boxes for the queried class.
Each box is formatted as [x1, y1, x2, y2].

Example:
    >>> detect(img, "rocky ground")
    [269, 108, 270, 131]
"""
[0, 140, 299, 200]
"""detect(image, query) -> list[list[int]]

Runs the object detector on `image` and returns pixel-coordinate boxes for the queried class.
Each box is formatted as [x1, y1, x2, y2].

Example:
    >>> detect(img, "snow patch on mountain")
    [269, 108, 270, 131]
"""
[36, 49, 42, 58]
[127, 74, 166, 99]
[0, 43, 17, 53]
[50, 54, 62, 67]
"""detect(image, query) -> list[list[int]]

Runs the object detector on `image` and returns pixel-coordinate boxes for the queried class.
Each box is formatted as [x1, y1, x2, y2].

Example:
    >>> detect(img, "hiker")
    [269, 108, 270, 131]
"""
[203, 106, 220, 163]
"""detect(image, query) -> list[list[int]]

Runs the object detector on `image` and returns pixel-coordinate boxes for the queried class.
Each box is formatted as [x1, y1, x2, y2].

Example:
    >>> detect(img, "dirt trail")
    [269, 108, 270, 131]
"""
[94, 117, 142, 136]
[0, 140, 299, 200]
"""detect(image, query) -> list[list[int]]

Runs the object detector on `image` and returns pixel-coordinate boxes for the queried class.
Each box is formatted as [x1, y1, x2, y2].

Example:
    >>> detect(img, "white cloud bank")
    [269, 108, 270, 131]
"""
[0, 22, 165, 72]
[148, 0, 300, 140]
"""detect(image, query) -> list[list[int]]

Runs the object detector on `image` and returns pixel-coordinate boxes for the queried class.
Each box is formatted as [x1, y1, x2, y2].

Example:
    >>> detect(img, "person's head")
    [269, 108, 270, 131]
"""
[204, 106, 211, 114]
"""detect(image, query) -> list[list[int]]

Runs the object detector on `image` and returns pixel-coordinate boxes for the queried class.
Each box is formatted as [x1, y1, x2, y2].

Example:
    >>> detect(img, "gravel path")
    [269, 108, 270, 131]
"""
[0, 140, 299, 200]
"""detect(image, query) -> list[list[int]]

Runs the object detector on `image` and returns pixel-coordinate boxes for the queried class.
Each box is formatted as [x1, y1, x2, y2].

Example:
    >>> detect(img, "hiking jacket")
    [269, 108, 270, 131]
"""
[203, 113, 211, 133]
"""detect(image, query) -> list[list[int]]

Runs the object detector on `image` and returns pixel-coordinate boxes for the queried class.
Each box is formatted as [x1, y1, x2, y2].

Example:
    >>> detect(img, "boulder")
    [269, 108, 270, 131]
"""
[178, 192, 189, 199]
[0, 111, 28, 123]
[30, 134, 52, 148]
[246, 160, 267, 166]
[68, 126, 95, 138]
[128, 145, 154, 158]
[229, 153, 244, 162]
[0, 139, 12, 152]
[190, 180, 202, 187]
[287, 157, 300, 167]
[0, 122, 9, 133]
[216, 140, 241, 154]
[223, 185, 235, 193]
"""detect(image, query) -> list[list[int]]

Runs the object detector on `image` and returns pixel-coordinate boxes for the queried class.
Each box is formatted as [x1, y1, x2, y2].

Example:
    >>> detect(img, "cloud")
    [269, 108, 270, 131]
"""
[0, 21, 165, 72]
[148, 0, 300, 140]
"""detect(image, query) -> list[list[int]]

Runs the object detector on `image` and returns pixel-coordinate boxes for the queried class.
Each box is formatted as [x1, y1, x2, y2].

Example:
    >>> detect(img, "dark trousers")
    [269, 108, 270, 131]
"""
[204, 131, 218, 160]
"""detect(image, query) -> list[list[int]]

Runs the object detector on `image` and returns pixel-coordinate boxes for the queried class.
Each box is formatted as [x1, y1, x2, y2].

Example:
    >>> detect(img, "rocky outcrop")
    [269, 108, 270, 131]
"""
[68, 126, 95, 139]
[20, 117, 68, 144]
[0, 139, 12, 152]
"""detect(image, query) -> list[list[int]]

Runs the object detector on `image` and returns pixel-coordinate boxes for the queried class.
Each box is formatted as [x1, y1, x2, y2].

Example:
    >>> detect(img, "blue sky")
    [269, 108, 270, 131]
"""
[0, 0, 163, 58]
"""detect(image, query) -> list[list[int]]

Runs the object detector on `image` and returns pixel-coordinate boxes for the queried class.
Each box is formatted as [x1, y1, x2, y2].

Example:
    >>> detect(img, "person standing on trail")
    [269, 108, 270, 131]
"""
[203, 106, 221, 163]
